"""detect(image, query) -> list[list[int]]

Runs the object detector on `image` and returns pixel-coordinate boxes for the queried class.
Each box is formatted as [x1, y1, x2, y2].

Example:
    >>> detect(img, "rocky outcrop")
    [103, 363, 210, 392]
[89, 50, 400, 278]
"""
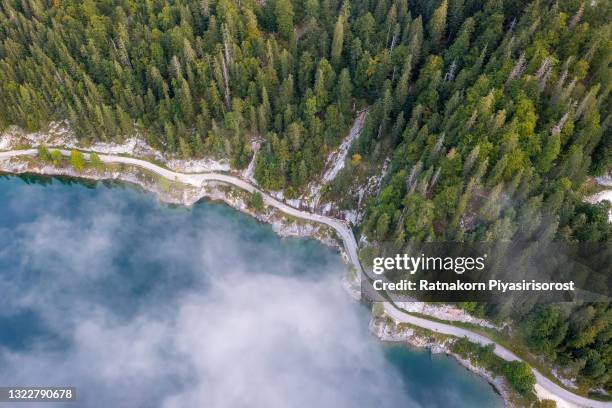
[370, 315, 513, 406]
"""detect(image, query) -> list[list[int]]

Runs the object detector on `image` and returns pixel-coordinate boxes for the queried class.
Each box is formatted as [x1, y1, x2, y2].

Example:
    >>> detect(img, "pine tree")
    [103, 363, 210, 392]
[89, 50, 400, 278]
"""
[37, 144, 51, 162]
[447, 0, 464, 37]
[428, 0, 448, 49]
[89, 152, 103, 169]
[274, 0, 294, 42]
[336, 68, 352, 115]
[69, 149, 85, 171]
[50, 150, 63, 167]
[394, 55, 412, 110]
[331, 14, 345, 67]
[408, 16, 424, 64]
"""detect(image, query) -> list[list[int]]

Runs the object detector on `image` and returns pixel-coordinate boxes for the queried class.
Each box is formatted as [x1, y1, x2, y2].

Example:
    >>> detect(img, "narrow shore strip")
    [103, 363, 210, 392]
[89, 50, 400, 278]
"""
[0, 148, 609, 408]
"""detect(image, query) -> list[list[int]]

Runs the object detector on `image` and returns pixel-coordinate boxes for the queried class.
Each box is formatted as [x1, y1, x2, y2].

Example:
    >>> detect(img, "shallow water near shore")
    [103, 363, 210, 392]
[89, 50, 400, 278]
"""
[0, 174, 503, 407]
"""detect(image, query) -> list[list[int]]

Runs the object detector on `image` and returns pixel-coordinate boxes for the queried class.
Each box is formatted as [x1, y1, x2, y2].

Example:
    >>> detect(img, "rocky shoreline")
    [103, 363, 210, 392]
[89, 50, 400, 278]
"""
[0, 155, 342, 249]
[1, 153, 519, 405]
[0, 142, 595, 407]
[0, 154, 546, 408]
[370, 315, 516, 407]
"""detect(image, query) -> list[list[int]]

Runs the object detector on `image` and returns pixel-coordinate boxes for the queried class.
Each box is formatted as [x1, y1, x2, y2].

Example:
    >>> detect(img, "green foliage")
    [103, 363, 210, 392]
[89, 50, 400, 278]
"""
[353, 1, 610, 389]
[50, 150, 63, 167]
[274, 0, 295, 42]
[451, 337, 500, 371]
[37, 145, 51, 162]
[457, 302, 485, 317]
[89, 152, 103, 169]
[502, 361, 536, 395]
[428, 0, 448, 48]
[248, 191, 265, 211]
[533, 400, 557, 408]
[331, 13, 345, 67]
[0, 0, 359, 191]
[403, 193, 434, 238]
[452, 338, 536, 396]
[522, 306, 568, 357]
[0, 0, 609, 391]
[70, 149, 85, 171]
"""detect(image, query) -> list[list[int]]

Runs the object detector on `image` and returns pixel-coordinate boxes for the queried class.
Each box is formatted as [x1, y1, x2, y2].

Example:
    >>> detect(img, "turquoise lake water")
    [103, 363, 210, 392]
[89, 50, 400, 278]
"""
[0, 175, 503, 407]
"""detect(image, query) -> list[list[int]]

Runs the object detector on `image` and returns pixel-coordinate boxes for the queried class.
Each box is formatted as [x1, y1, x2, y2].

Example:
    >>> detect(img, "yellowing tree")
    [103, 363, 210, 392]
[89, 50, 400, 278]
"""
[429, 0, 448, 47]
[70, 149, 85, 171]
[331, 14, 345, 67]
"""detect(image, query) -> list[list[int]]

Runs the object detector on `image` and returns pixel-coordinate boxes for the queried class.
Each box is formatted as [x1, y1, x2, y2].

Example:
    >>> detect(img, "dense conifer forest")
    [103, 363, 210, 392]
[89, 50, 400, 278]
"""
[0, 0, 610, 393]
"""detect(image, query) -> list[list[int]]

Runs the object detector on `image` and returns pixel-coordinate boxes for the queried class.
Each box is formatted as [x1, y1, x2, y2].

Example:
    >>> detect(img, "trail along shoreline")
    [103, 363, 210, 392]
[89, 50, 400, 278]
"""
[0, 148, 610, 408]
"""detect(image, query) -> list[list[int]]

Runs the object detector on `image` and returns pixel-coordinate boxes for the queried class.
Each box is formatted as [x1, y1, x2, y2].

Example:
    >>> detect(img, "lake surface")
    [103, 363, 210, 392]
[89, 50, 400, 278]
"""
[0, 175, 503, 407]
